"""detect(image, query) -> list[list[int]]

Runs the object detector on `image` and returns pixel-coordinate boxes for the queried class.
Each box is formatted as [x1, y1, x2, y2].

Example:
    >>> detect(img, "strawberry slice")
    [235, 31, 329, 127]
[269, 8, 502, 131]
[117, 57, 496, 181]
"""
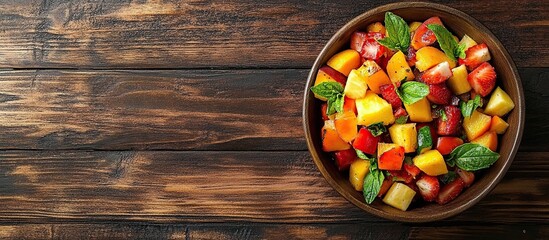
[436, 178, 466, 204]
[436, 137, 464, 155]
[393, 107, 408, 120]
[379, 84, 402, 109]
[468, 62, 497, 97]
[350, 31, 367, 52]
[377, 179, 393, 197]
[406, 46, 417, 66]
[352, 128, 379, 155]
[459, 43, 491, 70]
[416, 175, 440, 202]
[333, 148, 357, 171]
[456, 168, 475, 187]
[404, 163, 421, 179]
[437, 106, 462, 136]
[379, 146, 405, 171]
[427, 83, 452, 105]
[411, 17, 443, 50]
[361, 38, 387, 61]
[388, 169, 413, 183]
[420, 61, 453, 84]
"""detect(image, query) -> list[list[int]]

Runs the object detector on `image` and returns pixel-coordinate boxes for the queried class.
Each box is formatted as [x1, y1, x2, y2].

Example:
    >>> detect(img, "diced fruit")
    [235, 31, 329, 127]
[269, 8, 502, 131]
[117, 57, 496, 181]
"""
[327, 49, 361, 76]
[411, 17, 443, 50]
[416, 175, 440, 202]
[468, 62, 497, 97]
[349, 159, 370, 191]
[413, 150, 448, 176]
[379, 146, 405, 170]
[367, 22, 387, 35]
[333, 148, 357, 171]
[343, 97, 357, 115]
[350, 31, 367, 52]
[404, 97, 433, 122]
[377, 142, 397, 160]
[361, 35, 387, 60]
[456, 168, 475, 187]
[356, 91, 395, 126]
[459, 43, 491, 71]
[436, 178, 465, 205]
[335, 111, 358, 142]
[406, 46, 417, 67]
[490, 116, 509, 134]
[436, 137, 464, 155]
[387, 51, 415, 83]
[320, 103, 335, 120]
[322, 120, 351, 152]
[389, 123, 418, 153]
[358, 60, 392, 94]
[420, 61, 453, 84]
[427, 83, 452, 105]
[415, 47, 456, 72]
[459, 34, 477, 51]
[463, 110, 492, 141]
[344, 69, 368, 99]
[353, 128, 379, 155]
[404, 163, 421, 179]
[447, 65, 472, 95]
[484, 87, 515, 116]
[380, 84, 402, 109]
[357, 59, 382, 76]
[313, 65, 346, 100]
[409, 21, 422, 32]
[388, 169, 413, 183]
[378, 179, 393, 197]
[383, 182, 417, 211]
[471, 130, 498, 151]
[437, 106, 462, 136]
[394, 107, 408, 120]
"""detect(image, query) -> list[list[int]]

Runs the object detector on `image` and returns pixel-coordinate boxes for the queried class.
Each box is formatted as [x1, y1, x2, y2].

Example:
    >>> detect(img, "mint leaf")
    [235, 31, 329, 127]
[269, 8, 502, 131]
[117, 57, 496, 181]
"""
[440, 171, 457, 184]
[417, 126, 433, 154]
[367, 122, 386, 137]
[310, 82, 343, 99]
[447, 143, 500, 171]
[355, 149, 372, 160]
[396, 81, 429, 105]
[460, 95, 482, 117]
[395, 115, 408, 124]
[427, 24, 461, 60]
[377, 12, 410, 53]
[363, 168, 384, 204]
[457, 43, 467, 59]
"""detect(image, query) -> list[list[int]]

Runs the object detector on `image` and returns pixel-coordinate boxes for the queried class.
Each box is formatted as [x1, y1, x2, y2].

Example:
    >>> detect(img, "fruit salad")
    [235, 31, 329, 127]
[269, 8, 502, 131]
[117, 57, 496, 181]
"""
[311, 12, 515, 211]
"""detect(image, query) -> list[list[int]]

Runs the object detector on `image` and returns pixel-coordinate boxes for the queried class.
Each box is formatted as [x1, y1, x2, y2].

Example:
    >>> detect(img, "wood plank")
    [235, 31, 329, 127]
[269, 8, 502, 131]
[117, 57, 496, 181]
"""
[0, 68, 546, 151]
[409, 225, 549, 240]
[0, 0, 545, 68]
[0, 151, 546, 224]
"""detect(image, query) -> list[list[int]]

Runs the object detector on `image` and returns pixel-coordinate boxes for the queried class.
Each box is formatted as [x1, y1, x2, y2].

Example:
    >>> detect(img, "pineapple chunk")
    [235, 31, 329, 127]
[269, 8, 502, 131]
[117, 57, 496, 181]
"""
[490, 116, 509, 134]
[459, 34, 478, 51]
[389, 123, 418, 153]
[447, 65, 472, 95]
[382, 182, 416, 211]
[327, 49, 361, 76]
[355, 91, 395, 126]
[387, 51, 415, 83]
[344, 69, 368, 99]
[484, 87, 515, 116]
[463, 110, 492, 141]
[404, 97, 433, 122]
[409, 22, 422, 32]
[415, 47, 456, 72]
[413, 149, 448, 176]
[349, 159, 370, 191]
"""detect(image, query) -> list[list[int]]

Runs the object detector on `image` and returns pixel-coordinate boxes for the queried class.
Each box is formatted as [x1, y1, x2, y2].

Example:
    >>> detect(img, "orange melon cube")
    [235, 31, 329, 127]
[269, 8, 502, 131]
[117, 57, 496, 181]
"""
[327, 49, 361, 76]
[415, 47, 456, 72]
[471, 131, 498, 151]
[335, 111, 358, 142]
[322, 120, 351, 152]
[367, 22, 386, 35]
[490, 116, 509, 134]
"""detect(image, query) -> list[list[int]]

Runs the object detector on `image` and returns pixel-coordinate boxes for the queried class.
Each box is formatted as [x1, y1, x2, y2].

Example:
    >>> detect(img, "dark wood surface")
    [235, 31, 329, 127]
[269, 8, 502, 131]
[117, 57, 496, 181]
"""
[0, 0, 547, 239]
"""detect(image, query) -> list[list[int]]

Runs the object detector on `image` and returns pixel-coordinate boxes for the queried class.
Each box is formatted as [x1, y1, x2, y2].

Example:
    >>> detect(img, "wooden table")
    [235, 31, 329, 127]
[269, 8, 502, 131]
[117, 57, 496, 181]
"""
[0, 1, 546, 239]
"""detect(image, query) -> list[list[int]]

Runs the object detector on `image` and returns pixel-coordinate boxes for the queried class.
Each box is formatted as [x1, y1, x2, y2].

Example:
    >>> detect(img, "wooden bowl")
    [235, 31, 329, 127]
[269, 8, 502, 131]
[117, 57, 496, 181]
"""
[302, 2, 525, 222]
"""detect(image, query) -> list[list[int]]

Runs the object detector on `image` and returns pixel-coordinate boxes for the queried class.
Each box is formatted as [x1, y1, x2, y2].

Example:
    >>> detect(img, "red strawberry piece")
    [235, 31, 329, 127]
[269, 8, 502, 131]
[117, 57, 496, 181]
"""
[393, 107, 408, 120]
[436, 177, 466, 204]
[416, 175, 441, 202]
[436, 137, 464, 155]
[352, 128, 379, 155]
[379, 84, 402, 109]
[411, 16, 443, 50]
[376, 55, 390, 72]
[377, 179, 393, 197]
[468, 62, 497, 97]
[379, 146, 406, 171]
[427, 83, 452, 105]
[459, 43, 491, 70]
[456, 168, 475, 187]
[437, 105, 462, 136]
[406, 46, 417, 66]
[361, 38, 387, 60]
[351, 31, 367, 52]
[387, 169, 413, 183]
[420, 61, 453, 84]
[404, 163, 421, 179]
[343, 97, 357, 115]
[333, 148, 357, 171]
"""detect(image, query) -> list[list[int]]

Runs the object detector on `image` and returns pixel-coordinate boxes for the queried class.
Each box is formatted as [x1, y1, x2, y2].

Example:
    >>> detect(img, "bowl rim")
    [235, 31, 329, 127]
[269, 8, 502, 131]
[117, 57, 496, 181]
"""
[302, 1, 525, 222]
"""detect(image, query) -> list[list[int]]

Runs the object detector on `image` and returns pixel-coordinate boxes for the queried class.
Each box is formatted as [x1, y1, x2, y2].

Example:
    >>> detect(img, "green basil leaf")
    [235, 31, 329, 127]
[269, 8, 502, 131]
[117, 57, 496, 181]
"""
[363, 168, 384, 204]
[326, 97, 337, 115]
[396, 81, 429, 105]
[427, 24, 460, 60]
[334, 94, 344, 113]
[377, 12, 410, 53]
[377, 37, 399, 51]
[456, 43, 467, 59]
[395, 115, 409, 124]
[440, 171, 457, 184]
[310, 82, 344, 99]
[355, 149, 372, 160]
[460, 95, 482, 117]
[367, 122, 386, 137]
[448, 143, 500, 171]
[417, 126, 433, 154]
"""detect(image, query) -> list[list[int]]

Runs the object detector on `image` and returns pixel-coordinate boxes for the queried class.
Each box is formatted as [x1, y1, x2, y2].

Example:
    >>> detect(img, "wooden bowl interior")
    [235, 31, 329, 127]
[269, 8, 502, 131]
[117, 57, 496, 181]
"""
[304, 2, 524, 222]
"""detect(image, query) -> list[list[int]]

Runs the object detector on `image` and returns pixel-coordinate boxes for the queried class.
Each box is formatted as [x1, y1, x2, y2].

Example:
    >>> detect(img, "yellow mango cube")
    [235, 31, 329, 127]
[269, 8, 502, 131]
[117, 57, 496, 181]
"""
[387, 51, 415, 83]
[389, 123, 417, 153]
[447, 65, 472, 95]
[377, 142, 397, 160]
[355, 91, 395, 126]
[490, 116, 509, 134]
[415, 47, 456, 72]
[349, 159, 370, 191]
[383, 182, 416, 211]
[463, 110, 492, 141]
[404, 97, 432, 122]
[327, 49, 361, 76]
[413, 150, 448, 176]
[484, 87, 515, 117]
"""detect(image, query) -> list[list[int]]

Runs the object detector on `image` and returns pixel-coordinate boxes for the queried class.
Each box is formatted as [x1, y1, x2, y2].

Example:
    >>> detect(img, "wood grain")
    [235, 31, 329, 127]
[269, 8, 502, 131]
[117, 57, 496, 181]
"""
[0, 68, 546, 151]
[0, 151, 546, 224]
[0, 0, 545, 69]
